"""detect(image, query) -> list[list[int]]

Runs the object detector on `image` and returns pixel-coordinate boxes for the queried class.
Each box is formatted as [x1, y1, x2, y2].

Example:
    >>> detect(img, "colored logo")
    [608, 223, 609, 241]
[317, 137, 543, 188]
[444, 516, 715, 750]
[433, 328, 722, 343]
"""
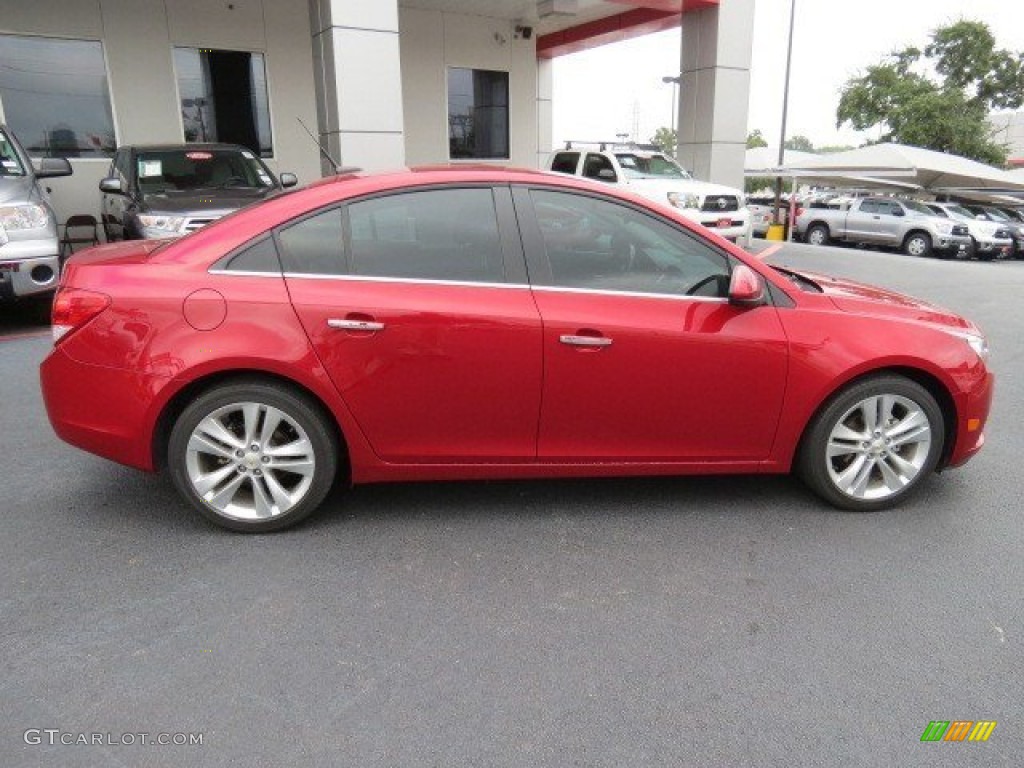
[921, 720, 997, 742]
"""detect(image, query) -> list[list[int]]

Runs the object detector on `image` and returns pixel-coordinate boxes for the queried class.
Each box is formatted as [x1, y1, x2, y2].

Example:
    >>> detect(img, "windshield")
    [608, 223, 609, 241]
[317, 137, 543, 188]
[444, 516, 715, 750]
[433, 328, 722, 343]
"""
[943, 204, 976, 219]
[981, 207, 1010, 222]
[614, 153, 691, 180]
[0, 130, 27, 177]
[136, 148, 275, 194]
[903, 200, 936, 216]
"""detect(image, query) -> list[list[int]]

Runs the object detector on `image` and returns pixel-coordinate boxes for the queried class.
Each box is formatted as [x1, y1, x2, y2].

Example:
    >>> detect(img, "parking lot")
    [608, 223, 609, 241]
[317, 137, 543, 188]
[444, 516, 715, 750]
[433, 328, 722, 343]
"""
[3, 241, 1022, 767]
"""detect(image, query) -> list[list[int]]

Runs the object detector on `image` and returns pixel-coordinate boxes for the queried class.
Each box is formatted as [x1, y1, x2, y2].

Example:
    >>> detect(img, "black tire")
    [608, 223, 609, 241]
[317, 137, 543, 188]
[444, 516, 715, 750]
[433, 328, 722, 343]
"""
[903, 231, 933, 258]
[805, 223, 830, 246]
[797, 375, 944, 512]
[167, 380, 338, 532]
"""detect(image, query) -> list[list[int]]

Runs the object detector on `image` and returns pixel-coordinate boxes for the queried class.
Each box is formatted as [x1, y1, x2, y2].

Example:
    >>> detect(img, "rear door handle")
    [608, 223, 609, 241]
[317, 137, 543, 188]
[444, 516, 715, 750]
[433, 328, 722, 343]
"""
[327, 318, 385, 332]
[560, 334, 612, 347]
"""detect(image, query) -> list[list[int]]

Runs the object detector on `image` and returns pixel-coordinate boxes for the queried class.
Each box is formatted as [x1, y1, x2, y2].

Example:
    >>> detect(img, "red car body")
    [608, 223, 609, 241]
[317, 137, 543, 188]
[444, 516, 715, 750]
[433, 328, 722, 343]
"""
[40, 168, 992, 500]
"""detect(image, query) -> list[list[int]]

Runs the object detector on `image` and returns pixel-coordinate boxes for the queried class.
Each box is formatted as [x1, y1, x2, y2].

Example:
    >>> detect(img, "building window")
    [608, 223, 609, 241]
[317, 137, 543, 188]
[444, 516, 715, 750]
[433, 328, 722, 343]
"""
[447, 68, 509, 160]
[174, 48, 273, 157]
[0, 34, 115, 158]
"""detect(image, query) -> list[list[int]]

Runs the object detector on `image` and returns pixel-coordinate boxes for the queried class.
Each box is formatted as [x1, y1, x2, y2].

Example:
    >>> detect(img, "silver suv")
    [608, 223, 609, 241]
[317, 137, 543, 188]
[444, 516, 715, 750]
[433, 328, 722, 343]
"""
[0, 125, 72, 301]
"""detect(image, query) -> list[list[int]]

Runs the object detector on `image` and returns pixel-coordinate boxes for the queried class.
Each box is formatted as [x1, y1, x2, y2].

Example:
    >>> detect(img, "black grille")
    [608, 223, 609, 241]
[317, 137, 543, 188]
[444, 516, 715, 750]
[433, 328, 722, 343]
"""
[951, 224, 969, 236]
[994, 228, 1011, 239]
[701, 195, 739, 213]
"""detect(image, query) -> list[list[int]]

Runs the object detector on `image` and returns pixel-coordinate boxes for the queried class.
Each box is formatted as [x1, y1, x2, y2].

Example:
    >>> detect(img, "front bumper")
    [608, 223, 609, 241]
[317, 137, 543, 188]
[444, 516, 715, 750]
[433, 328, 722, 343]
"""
[934, 234, 972, 255]
[0, 236, 61, 299]
[972, 238, 1014, 258]
[946, 367, 994, 469]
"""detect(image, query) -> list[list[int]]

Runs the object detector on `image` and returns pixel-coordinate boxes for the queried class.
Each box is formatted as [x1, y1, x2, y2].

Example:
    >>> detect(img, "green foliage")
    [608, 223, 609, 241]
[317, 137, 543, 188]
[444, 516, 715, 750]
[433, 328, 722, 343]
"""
[650, 127, 677, 156]
[747, 129, 768, 148]
[836, 20, 1022, 165]
[784, 135, 815, 152]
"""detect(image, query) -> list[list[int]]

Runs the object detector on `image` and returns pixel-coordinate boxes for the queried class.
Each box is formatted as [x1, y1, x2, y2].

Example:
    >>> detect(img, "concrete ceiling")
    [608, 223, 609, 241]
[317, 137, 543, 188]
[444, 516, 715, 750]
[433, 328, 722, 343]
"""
[398, 1, 663, 36]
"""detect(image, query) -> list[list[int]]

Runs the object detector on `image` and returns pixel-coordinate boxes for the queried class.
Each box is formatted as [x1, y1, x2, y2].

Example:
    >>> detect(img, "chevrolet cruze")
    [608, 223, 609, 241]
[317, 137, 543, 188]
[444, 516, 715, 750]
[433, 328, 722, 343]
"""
[40, 168, 993, 532]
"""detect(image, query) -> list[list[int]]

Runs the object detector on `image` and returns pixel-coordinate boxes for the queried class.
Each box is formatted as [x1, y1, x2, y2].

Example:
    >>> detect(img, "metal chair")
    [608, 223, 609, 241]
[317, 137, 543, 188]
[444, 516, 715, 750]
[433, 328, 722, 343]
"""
[60, 215, 101, 261]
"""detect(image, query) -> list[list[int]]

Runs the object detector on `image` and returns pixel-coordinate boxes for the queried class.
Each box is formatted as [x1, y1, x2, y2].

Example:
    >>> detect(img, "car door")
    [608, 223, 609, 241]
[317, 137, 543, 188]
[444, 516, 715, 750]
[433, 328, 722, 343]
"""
[844, 199, 879, 242]
[873, 200, 906, 246]
[513, 186, 789, 461]
[280, 185, 543, 463]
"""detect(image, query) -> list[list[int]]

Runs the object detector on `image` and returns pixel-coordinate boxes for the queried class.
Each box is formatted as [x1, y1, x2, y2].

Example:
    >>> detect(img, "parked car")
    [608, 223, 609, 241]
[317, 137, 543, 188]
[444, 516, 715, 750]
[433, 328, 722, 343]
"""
[746, 195, 801, 237]
[41, 168, 992, 532]
[962, 204, 1024, 257]
[100, 143, 297, 241]
[796, 197, 971, 258]
[0, 124, 73, 302]
[546, 143, 751, 241]
[925, 202, 1013, 260]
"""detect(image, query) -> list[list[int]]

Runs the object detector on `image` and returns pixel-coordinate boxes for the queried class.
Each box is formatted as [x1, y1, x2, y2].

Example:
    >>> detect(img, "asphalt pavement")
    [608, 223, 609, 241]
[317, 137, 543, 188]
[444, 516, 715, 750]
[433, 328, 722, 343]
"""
[3, 241, 1022, 766]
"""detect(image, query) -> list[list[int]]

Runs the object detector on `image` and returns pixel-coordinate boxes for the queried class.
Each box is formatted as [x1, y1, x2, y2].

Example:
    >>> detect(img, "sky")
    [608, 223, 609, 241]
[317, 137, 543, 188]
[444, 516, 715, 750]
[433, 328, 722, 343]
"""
[551, 0, 1024, 152]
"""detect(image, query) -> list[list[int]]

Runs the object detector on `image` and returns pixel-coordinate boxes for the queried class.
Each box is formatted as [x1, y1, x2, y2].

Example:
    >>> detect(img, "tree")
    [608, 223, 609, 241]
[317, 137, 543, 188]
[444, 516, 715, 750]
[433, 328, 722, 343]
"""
[784, 135, 814, 152]
[837, 20, 1023, 166]
[650, 127, 677, 156]
[747, 129, 768, 149]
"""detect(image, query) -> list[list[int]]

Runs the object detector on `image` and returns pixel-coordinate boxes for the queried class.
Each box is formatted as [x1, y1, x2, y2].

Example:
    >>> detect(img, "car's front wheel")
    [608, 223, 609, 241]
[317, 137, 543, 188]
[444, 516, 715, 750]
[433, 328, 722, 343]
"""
[797, 376, 944, 511]
[168, 381, 338, 532]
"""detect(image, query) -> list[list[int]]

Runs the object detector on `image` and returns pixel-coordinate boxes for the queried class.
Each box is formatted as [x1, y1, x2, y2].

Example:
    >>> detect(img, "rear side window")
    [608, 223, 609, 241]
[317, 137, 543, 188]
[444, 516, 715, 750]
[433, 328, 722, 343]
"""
[225, 237, 281, 272]
[346, 188, 505, 283]
[550, 152, 580, 174]
[278, 208, 345, 274]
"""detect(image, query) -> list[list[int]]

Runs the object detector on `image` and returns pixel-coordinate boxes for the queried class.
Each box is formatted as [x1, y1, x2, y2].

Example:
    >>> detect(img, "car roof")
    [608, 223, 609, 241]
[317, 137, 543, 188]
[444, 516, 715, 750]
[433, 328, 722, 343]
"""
[119, 143, 256, 153]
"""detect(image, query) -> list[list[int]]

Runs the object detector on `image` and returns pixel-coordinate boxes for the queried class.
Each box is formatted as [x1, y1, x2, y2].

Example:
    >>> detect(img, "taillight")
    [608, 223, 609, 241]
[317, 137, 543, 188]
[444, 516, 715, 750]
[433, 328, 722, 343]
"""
[52, 287, 111, 344]
[795, 206, 804, 217]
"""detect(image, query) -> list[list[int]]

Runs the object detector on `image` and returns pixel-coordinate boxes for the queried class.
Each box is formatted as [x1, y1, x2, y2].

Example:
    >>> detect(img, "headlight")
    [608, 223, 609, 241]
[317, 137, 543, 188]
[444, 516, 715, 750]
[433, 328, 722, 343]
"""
[0, 203, 49, 231]
[934, 222, 953, 235]
[137, 214, 184, 233]
[948, 330, 989, 361]
[667, 192, 700, 210]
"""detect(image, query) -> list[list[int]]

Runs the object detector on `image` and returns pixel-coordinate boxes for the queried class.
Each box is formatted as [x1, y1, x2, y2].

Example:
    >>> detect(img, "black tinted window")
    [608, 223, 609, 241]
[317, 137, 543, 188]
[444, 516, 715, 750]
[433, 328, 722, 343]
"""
[583, 154, 616, 182]
[278, 208, 345, 275]
[347, 189, 505, 283]
[551, 152, 580, 174]
[530, 190, 730, 297]
[225, 237, 281, 272]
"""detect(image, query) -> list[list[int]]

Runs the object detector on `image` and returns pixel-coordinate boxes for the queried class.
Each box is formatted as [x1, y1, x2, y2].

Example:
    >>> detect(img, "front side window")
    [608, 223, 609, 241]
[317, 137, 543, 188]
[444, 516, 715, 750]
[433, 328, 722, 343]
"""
[530, 189, 730, 297]
[447, 68, 509, 159]
[134, 148, 275, 195]
[582, 154, 616, 182]
[348, 189, 505, 283]
[0, 129, 27, 176]
[0, 34, 115, 158]
[174, 48, 273, 157]
[614, 153, 690, 179]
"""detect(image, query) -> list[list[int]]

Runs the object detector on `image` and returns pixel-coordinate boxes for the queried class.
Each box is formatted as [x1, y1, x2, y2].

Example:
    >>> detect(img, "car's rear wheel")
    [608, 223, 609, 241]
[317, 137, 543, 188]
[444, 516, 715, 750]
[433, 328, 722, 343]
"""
[797, 376, 944, 511]
[168, 381, 337, 532]
[805, 223, 829, 246]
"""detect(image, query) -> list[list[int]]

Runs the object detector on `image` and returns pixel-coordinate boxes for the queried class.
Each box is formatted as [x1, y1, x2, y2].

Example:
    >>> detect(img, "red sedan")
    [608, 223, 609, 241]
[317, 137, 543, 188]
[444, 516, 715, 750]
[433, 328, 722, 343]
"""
[40, 168, 993, 531]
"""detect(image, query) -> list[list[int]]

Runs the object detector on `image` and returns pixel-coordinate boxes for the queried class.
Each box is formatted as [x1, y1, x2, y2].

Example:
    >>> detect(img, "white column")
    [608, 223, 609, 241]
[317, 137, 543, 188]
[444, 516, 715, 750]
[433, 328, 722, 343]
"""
[536, 58, 553, 169]
[309, 0, 405, 173]
[676, 0, 754, 189]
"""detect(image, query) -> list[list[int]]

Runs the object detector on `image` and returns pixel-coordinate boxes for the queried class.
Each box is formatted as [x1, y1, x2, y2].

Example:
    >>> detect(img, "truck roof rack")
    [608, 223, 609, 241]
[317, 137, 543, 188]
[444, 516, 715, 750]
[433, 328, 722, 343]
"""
[562, 140, 660, 152]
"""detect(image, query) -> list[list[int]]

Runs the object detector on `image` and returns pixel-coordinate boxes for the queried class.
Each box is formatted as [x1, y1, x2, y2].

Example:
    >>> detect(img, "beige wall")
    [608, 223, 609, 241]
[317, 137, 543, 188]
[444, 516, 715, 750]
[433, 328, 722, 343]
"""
[399, 8, 539, 169]
[0, 0, 320, 223]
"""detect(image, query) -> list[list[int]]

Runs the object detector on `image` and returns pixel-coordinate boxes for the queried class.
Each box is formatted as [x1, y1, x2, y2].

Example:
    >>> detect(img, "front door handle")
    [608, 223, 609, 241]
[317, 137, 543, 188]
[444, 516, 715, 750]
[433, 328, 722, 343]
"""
[328, 318, 385, 332]
[560, 334, 612, 347]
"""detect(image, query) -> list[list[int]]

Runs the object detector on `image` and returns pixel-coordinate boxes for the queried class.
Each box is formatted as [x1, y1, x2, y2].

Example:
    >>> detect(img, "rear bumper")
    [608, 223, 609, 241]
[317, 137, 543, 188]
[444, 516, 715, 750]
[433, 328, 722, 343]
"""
[40, 345, 163, 471]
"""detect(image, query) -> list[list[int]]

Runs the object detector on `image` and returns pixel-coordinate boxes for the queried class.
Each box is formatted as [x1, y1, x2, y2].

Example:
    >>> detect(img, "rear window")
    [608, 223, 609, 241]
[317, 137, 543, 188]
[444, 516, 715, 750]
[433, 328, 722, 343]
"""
[135, 148, 275, 193]
[550, 152, 579, 174]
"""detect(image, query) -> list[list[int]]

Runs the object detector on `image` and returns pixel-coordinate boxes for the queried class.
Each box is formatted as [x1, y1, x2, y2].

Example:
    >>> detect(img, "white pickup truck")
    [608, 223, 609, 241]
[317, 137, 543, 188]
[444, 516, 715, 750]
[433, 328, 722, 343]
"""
[546, 144, 750, 242]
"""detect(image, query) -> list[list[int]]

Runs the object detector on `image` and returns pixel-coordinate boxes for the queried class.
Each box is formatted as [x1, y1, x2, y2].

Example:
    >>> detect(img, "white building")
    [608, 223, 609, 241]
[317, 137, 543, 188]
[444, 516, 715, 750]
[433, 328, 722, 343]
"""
[0, 0, 754, 221]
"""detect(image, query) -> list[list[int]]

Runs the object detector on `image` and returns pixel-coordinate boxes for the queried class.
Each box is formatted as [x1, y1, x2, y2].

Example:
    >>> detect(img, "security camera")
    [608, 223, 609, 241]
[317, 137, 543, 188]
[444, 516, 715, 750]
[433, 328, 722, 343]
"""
[515, 24, 533, 40]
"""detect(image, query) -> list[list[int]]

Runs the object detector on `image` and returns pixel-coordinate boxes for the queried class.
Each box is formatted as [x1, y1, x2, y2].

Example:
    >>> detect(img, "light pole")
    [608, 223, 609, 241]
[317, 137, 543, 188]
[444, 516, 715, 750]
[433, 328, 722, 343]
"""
[662, 75, 681, 148]
[774, 0, 797, 225]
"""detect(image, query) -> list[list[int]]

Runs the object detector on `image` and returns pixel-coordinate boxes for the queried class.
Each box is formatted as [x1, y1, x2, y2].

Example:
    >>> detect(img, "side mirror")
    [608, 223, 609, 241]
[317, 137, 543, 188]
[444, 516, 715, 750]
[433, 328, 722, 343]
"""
[597, 168, 616, 181]
[99, 177, 123, 194]
[728, 264, 766, 308]
[279, 172, 298, 188]
[35, 157, 73, 179]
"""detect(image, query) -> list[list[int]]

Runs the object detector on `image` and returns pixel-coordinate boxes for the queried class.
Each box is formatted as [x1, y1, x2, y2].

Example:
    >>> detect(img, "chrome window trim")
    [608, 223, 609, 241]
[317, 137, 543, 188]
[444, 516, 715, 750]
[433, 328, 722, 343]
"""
[530, 284, 729, 303]
[208, 268, 730, 302]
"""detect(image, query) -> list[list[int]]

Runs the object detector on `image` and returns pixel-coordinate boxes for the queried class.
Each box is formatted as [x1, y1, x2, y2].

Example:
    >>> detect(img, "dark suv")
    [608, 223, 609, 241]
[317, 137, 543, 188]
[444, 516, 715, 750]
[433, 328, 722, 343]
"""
[99, 144, 297, 240]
